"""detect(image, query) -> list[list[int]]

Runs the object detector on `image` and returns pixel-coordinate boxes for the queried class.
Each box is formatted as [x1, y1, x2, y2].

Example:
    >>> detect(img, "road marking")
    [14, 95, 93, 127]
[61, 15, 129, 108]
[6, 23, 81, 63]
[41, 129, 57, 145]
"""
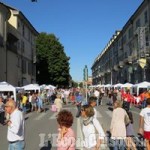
[105, 110, 112, 118]
[49, 112, 58, 120]
[34, 113, 47, 120]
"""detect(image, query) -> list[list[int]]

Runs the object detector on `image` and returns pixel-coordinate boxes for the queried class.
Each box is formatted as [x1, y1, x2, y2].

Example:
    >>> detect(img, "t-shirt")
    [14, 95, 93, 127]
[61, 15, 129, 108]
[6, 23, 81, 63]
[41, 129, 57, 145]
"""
[140, 107, 150, 131]
[22, 96, 27, 105]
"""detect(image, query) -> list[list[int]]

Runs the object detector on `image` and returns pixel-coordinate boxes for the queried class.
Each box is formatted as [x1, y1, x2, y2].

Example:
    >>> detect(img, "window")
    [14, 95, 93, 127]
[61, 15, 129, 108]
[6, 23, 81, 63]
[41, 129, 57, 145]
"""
[144, 11, 148, 24]
[22, 59, 26, 74]
[123, 34, 126, 44]
[136, 19, 141, 28]
[17, 57, 20, 67]
[28, 62, 32, 75]
[22, 24, 25, 36]
[21, 40, 25, 52]
[146, 36, 149, 47]
[128, 27, 133, 39]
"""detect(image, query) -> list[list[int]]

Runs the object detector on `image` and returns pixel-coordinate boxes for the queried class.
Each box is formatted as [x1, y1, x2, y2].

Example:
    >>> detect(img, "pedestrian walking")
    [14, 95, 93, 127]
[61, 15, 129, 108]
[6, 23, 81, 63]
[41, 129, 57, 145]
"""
[123, 106, 136, 150]
[5, 99, 25, 150]
[139, 98, 150, 150]
[0, 96, 5, 125]
[54, 94, 63, 113]
[88, 96, 97, 118]
[56, 110, 75, 150]
[81, 105, 105, 150]
[110, 100, 130, 150]
[75, 92, 82, 118]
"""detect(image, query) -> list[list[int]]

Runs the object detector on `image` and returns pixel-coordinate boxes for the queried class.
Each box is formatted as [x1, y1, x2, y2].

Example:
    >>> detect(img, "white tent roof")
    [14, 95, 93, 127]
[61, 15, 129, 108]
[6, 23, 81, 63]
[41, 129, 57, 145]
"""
[133, 81, 150, 88]
[113, 83, 123, 88]
[0, 81, 16, 101]
[23, 84, 40, 92]
[133, 81, 150, 95]
[104, 84, 112, 87]
[96, 84, 104, 87]
[121, 83, 133, 88]
[44, 85, 56, 90]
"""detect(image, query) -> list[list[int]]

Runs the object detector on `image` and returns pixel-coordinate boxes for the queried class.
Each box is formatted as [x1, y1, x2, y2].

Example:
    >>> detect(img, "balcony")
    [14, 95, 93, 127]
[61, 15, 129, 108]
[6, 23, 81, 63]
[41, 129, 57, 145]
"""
[118, 61, 124, 68]
[113, 65, 119, 71]
[127, 56, 132, 64]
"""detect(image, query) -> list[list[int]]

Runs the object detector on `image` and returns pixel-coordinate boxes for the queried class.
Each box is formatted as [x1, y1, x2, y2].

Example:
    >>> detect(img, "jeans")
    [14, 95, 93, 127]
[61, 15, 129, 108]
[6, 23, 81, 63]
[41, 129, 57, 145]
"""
[113, 139, 125, 150]
[142, 99, 147, 108]
[0, 111, 5, 124]
[76, 105, 81, 117]
[8, 140, 25, 150]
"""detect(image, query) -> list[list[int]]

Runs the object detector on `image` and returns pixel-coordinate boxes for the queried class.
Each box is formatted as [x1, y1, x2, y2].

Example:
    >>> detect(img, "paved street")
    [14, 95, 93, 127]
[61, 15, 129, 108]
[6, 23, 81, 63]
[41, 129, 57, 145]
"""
[0, 97, 141, 150]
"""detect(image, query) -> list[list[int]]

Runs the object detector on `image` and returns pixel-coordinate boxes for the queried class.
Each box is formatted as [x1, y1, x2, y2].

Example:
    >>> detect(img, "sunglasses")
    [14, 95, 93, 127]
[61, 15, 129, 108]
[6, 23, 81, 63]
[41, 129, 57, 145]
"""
[81, 109, 85, 111]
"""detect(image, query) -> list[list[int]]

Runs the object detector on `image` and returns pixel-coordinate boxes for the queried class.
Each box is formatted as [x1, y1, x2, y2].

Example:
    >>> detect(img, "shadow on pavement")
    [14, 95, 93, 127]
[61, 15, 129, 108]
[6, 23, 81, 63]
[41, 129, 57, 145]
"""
[24, 117, 29, 120]
[108, 107, 113, 111]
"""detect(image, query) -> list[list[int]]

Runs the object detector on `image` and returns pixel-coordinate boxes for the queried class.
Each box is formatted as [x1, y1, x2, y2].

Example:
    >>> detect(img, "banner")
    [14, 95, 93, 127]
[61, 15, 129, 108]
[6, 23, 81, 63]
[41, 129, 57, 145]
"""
[138, 58, 146, 68]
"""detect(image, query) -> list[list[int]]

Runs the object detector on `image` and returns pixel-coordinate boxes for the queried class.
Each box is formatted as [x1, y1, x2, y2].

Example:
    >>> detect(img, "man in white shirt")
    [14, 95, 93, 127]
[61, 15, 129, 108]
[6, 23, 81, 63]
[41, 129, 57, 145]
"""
[5, 99, 25, 150]
[139, 98, 150, 149]
[94, 89, 100, 106]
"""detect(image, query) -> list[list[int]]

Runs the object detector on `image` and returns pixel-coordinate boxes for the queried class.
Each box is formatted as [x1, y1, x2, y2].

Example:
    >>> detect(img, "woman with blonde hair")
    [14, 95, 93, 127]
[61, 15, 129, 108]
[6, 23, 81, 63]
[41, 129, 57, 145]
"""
[81, 105, 105, 150]
[54, 94, 63, 112]
[110, 100, 130, 150]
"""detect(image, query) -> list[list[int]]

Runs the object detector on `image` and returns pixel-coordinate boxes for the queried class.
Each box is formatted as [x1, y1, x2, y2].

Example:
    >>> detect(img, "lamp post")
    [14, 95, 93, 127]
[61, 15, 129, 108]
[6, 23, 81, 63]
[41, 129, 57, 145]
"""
[83, 65, 88, 103]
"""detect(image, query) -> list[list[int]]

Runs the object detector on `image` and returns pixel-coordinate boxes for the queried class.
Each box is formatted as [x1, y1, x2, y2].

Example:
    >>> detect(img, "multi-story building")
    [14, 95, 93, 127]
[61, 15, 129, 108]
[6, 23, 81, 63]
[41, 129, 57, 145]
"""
[0, 3, 38, 86]
[92, 0, 150, 85]
[0, 3, 11, 84]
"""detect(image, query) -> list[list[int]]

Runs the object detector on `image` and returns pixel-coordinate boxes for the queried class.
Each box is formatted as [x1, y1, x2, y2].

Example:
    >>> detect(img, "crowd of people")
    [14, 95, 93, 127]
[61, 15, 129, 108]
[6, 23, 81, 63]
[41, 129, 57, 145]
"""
[1, 86, 150, 150]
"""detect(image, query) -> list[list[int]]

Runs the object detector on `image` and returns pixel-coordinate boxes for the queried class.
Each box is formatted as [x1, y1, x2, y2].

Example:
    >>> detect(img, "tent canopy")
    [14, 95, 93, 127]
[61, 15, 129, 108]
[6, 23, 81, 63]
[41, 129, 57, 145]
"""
[133, 81, 150, 95]
[23, 84, 40, 92]
[133, 81, 150, 88]
[121, 83, 133, 88]
[0, 81, 16, 101]
[104, 84, 112, 88]
[113, 83, 123, 88]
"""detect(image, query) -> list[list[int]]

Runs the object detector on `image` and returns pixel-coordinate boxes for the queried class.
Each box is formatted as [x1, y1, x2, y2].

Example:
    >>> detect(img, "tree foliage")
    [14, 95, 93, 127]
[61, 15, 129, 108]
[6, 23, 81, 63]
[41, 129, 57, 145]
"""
[36, 33, 70, 87]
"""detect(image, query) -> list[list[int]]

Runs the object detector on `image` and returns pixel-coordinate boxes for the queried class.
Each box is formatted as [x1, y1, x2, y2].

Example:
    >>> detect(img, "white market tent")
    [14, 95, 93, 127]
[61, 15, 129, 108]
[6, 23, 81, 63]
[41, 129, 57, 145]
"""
[104, 84, 112, 88]
[133, 81, 150, 95]
[23, 84, 40, 92]
[0, 81, 16, 101]
[113, 83, 123, 88]
[44, 85, 56, 90]
[96, 84, 105, 88]
[121, 83, 133, 88]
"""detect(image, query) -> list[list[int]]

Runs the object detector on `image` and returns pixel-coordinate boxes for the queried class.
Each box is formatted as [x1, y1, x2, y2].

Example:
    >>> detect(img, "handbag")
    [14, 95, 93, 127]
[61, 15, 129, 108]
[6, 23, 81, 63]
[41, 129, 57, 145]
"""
[51, 104, 57, 112]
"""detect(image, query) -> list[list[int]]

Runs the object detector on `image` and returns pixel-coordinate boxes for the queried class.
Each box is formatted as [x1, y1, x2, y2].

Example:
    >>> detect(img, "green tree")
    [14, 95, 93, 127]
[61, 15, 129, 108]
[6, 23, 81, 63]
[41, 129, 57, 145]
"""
[36, 33, 70, 87]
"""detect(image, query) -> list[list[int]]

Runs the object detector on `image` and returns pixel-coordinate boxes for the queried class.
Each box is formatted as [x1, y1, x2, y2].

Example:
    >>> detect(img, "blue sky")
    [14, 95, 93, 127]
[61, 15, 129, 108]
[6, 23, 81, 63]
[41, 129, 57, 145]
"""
[2, 0, 143, 82]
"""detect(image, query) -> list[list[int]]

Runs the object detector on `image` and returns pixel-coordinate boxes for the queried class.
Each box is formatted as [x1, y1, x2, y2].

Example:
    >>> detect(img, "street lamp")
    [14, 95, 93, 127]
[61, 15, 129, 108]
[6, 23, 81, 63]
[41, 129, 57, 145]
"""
[83, 65, 88, 103]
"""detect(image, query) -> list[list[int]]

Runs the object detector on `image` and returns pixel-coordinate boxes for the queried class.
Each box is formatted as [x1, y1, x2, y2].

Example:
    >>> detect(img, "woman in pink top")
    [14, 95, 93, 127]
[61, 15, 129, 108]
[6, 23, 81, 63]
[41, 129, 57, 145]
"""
[57, 110, 75, 150]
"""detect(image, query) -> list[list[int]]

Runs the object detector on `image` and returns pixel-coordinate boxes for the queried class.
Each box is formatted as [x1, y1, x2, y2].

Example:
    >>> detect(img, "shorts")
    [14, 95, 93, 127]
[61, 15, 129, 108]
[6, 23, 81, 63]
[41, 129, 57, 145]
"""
[144, 131, 150, 140]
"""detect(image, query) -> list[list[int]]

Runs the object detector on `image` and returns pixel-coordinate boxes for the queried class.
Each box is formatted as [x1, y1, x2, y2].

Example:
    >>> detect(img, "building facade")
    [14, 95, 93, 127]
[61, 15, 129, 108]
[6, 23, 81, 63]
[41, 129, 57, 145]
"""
[0, 3, 38, 86]
[91, 0, 150, 85]
[0, 3, 11, 84]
